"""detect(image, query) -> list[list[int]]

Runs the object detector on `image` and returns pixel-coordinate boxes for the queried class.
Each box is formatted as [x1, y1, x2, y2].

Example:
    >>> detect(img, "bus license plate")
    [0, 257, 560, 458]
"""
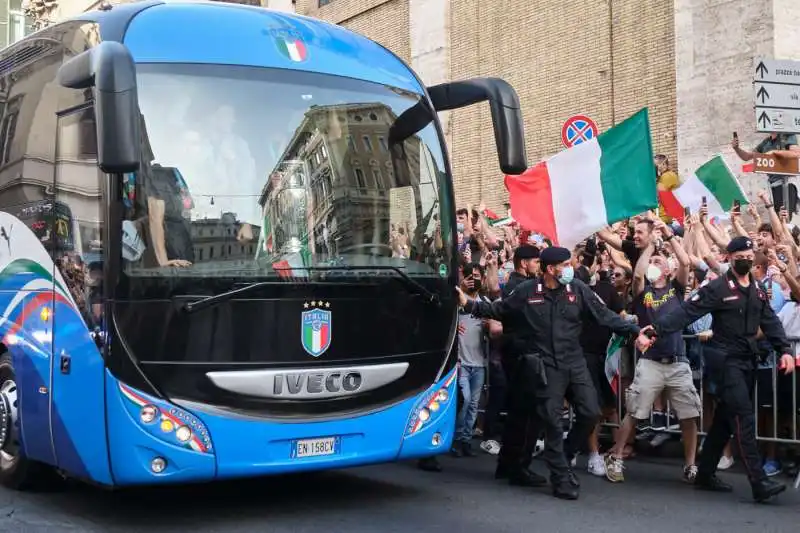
[293, 437, 339, 458]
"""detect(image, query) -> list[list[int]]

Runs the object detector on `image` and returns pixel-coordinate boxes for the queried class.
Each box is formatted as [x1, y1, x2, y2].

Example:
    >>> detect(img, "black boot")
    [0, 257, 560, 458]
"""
[751, 478, 786, 503]
[417, 457, 442, 472]
[552, 480, 579, 500]
[462, 441, 477, 457]
[694, 474, 733, 493]
[567, 468, 580, 488]
[507, 467, 548, 487]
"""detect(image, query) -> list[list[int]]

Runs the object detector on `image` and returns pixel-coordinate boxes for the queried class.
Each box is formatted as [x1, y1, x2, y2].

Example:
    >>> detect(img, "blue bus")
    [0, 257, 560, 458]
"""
[0, 1, 527, 488]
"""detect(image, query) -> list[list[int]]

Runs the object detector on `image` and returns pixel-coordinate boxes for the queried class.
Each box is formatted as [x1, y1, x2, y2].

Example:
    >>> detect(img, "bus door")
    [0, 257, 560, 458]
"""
[48, 107, 111, 483]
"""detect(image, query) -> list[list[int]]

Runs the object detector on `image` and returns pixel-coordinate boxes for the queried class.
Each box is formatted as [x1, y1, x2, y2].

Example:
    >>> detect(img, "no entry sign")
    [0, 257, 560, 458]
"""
[561, 115, 598, 148]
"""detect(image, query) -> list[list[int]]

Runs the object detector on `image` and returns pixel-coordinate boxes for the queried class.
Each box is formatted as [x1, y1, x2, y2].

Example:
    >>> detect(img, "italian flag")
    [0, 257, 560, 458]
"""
[605, 334, 625, 396]
[276, 37, 308, 62]
[660, 155, 749, 222]
[504, 109, 657, 249]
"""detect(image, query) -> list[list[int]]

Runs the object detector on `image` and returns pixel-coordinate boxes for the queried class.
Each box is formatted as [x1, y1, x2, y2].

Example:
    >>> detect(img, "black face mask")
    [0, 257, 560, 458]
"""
[732, 258, 753, 276]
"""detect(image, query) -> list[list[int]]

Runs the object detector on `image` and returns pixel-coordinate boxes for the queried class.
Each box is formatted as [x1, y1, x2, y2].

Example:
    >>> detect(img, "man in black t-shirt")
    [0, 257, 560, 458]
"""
[603, 221, 701, 484]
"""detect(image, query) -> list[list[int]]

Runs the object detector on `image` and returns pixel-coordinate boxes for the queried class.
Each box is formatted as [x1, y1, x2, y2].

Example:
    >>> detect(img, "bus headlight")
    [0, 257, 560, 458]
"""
[140, 405, 158, 424]
[437, 389, 449, 402]
[176, 425, 192, 443]
[418, 408, 430, 422]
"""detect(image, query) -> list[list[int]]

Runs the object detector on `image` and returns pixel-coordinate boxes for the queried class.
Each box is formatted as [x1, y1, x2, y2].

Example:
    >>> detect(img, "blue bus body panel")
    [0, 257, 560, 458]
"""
[105, 368, 455, 484]
[121, 3, 424, 95]
[0, 255, 111, 485]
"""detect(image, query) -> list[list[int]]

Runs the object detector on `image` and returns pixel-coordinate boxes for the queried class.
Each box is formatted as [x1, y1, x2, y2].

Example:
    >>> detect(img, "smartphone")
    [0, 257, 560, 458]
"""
[733, 131, 738, 140]
[684, 206, 691, 217]
[701, 196, 707, 206]
[733, 200, 740, 210]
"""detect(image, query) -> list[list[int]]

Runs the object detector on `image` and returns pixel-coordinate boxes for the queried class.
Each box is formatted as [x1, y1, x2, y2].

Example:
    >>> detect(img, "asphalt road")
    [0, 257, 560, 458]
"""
[0, 453, 795, 533]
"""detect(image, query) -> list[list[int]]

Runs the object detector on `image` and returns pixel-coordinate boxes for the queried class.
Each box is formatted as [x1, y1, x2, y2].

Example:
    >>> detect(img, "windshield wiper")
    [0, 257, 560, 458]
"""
[299, 266, 441, 306]
[181, 266, 440, 314]
[183, 281, 290, 314]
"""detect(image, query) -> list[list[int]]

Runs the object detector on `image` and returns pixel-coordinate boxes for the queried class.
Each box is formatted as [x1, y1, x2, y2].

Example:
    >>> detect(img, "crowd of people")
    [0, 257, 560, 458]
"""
[423, 148, 800, 504]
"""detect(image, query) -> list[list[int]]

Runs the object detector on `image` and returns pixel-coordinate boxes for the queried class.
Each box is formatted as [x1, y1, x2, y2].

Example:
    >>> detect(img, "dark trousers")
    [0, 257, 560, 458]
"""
[697, 358, 766, 484]
[483, 357, 507, 441]
[535, 362, 600, 484]
[497, 354, 542, 471]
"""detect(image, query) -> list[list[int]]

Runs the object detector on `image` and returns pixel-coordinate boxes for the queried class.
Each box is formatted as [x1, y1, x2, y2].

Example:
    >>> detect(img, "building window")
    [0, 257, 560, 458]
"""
[378, 136, 388, 152]
[347, 135, 357, 153]
[209, 247, 214, 259]
[8, 0, 29, 46]
[354, 168, 366, 188]
[363, 135, 373, 152]
[372, 169, 383, 188]
[319, 0, 334, 5]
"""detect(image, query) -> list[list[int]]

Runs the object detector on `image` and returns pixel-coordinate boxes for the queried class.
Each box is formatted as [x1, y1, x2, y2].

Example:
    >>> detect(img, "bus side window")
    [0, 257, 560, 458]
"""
[54, 107, 105, 330]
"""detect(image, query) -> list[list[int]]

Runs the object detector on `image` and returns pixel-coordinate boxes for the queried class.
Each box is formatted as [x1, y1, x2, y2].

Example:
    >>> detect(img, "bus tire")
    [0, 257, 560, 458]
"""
[0, 352, 54, 490]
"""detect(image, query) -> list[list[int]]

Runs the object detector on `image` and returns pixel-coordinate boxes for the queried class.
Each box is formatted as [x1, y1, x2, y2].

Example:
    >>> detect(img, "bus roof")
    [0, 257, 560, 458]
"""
[71, 1, 425, 95]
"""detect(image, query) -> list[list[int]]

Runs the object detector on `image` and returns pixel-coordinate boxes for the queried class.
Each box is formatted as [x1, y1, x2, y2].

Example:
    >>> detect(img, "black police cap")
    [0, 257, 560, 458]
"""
[514, 245, 539, 261]
[540, 246, 571, 266]
[726, 236, 754, 254]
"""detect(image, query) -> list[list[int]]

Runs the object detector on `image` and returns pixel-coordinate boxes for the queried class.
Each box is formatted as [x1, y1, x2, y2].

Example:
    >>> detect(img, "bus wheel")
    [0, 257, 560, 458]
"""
[0, 353, 52, 490]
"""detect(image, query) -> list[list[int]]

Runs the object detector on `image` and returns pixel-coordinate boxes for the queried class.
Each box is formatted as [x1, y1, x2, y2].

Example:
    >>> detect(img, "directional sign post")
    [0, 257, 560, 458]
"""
[753, 57, 800, 134]
[561, 115, 598, 148]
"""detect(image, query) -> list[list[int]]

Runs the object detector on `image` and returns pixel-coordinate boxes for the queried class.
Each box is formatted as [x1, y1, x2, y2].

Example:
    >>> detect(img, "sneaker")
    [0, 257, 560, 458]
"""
[651, 411, 667, 431]
[532, 439, 545, 457]
[764, 460, 782, 477]
[587, 454, 606, 477]
[604, 454, 625, 483]
[717, 455, 734, 470]
[683, 464, 698, 483]
[450, 444, 464, 458]
[570, 453, 578, 468]
[480, 440, 501, 456]
[649, 433, 670, 448]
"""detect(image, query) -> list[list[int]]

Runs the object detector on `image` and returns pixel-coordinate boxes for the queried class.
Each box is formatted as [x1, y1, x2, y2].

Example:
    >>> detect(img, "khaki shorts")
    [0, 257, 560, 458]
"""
[625, 359, 701, 421]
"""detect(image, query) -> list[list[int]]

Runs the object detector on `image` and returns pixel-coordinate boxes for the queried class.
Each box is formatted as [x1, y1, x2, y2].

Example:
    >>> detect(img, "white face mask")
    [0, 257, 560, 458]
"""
[700, 279, 710, 288]
[646, 264, 663, 283]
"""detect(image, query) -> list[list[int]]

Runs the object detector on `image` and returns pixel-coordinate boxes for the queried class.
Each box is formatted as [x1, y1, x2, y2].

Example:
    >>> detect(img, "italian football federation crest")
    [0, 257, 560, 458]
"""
[301, 301, 331, 357]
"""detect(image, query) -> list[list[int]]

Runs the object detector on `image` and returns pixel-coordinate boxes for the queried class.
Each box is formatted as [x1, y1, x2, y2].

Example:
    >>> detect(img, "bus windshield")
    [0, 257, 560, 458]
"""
[123, 63, 452, 279]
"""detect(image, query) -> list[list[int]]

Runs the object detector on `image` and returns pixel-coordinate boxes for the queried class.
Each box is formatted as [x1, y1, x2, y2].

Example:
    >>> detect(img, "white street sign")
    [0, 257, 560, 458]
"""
[753, 82, 800, 109]
[754, 58, 800, 133]
[754, 57, 800, 85]
[755, 107, 800, 134]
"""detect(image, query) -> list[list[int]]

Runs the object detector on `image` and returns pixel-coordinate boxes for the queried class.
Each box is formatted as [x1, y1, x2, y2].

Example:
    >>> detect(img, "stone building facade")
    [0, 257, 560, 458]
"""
[299, 0, 800, 214]
[299, 0, 677, 213]
[21, 0, 800, 214]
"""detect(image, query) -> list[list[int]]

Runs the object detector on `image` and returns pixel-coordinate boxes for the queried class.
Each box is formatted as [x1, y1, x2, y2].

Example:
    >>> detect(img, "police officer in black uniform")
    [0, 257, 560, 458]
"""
[457, 246, 642, 500]
[495, 244, 548, 487]
[505, 244, 540, 296]
[644, 236, 796, 502]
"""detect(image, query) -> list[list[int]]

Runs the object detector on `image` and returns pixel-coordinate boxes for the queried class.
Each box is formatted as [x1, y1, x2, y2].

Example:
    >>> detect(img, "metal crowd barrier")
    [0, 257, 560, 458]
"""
[602, 334, 800, 488]
[473, 335, 800, 488]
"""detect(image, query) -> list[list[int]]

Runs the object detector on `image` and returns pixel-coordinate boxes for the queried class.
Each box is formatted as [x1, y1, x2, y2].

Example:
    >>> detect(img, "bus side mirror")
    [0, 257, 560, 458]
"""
[57, 41, 140, 174]
[427, 78, 527, 175]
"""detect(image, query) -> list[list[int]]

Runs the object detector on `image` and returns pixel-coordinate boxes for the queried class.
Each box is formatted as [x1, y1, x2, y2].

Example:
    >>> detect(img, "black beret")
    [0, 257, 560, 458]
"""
[726, 236, 754, 254]
[540, 246, 571, 266]
[514, 245, 539, 260]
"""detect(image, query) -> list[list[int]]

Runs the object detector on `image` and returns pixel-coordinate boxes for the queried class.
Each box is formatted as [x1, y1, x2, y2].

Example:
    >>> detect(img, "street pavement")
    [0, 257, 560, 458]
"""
[0, 453, 795, 533]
